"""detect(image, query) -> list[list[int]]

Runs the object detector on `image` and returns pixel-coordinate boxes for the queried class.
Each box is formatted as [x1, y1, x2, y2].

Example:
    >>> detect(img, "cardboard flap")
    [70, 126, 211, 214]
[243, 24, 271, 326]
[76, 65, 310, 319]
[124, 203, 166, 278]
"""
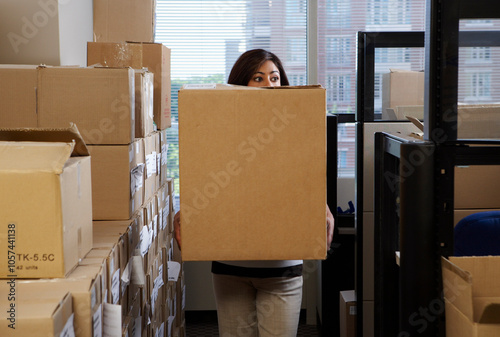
[0, 123, 89, 156]
[0, 141, 74, 173]
[479, 303, 500, 323]
[442, 257, 474, 321]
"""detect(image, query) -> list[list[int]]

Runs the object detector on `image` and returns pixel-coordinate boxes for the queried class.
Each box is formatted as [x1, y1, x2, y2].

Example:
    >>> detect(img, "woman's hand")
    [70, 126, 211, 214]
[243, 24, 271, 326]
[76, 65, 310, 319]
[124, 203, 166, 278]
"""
[174, 211, 181, 250]
[326, 204, 335, 249]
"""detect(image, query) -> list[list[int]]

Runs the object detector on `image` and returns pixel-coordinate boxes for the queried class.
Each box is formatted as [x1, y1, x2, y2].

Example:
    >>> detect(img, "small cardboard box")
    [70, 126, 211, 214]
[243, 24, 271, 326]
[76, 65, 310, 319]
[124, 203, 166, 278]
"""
[88, 139, 145, 220]
[0, 124, 93, 278]
[0, 291, 74, 336]
[382, 69, 424, 118]
[0, 65, 38, 127]
[340, 290, 357, 337]
[178, 84, 327, 261]
[87, 42, 172, 130]
[92, 0, 155, 43]
[0, 0, 92, 66]
[442, 256, 500, 337]
[159, 129, 169, 186]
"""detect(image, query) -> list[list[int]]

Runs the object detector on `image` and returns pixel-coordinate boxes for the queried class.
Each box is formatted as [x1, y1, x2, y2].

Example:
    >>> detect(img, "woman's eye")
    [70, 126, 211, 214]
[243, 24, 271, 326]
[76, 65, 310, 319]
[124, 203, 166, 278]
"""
[254, 77, 263, 82]
[271, 77, 280, 82]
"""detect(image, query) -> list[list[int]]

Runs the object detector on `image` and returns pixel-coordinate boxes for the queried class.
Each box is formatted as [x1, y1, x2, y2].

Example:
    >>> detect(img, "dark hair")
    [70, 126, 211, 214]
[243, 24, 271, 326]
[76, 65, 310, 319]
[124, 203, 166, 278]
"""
[227, 49, 290, 86]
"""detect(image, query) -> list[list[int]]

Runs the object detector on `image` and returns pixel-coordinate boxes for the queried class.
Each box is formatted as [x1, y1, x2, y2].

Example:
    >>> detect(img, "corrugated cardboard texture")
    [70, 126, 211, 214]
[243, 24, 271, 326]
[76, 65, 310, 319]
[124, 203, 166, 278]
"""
[179, 86, 327, 261]
[88, 140, 144, 220]
[0, 292, 73, 337]
[87, 42, 172, 130]
[93, 0, 155, 43]
[0, 65, 37, 127]
[443, 257, 500, 337]
[455, 165, 500, 209]
[0, 139, 92, 278]
[382, 69, 424, 117]
[38, 66, 135, 145]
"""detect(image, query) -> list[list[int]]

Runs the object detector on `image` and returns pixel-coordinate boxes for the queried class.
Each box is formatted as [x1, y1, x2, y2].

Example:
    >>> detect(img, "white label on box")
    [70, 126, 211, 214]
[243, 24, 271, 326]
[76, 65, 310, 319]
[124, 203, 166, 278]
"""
[157, 153, 161, 176]
[161, 144, 168, 165]
[59, 313, 75, 337]
[103, 303, 122, 337]
[135, 141, 140, 154]
[350, 306, 357, 315]
[167, 261, 181, 282]
[111, 268, 120, 304]
[156, 323, 164, 337]
[131, 256, 146, 286]
[153, 214, 158, 239]
[140, 226, 150, 256]
[121, 261, 131, 296]
[183, 83, 217, 89]
[91, 286, 97, 310]
[93, 305, 102, 337]
[168, 316, 175, 336]
[133, 316, 142, 337]
[162, 207, 168, 230]
[130, 164, 145, 196]
[146, 152, 157, 177]
[148, 222, 153, 246]
[129, 146, 134, 163]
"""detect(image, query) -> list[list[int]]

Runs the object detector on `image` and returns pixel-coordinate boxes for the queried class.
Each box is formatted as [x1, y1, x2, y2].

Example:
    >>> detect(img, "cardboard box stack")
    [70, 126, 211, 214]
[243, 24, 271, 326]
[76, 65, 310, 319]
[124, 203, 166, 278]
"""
[0, 1, 184, 336]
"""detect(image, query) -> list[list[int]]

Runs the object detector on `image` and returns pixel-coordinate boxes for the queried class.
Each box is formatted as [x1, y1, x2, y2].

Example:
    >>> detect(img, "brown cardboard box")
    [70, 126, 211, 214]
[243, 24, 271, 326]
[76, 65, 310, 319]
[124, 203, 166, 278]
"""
[0, 125, 92, 278]
[0, 65, 37, 127]
[135, 69, 155, 138]
[442, 256, 500, 337]
[0, 66, 136, 145]
[88, 139, 145, 220]
[92, 0, 155, 43]
[0, 291, 74, 336]
[37, 66, 135, 145]
[178, 85, 327, 261]
[0, 1, 92, 66]
[87, 42, 172, 130]
[0, 267, 104, 337]
[455, 165, 500, 209]
[340, 290, 357, 337]
[382, 69, 424, 119]
[456, 104, 500, 139]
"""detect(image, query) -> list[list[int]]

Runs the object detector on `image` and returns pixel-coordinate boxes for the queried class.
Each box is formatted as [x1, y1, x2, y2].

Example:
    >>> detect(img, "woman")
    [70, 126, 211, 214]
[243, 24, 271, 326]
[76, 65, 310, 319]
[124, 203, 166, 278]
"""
[175, 49, 335, 337]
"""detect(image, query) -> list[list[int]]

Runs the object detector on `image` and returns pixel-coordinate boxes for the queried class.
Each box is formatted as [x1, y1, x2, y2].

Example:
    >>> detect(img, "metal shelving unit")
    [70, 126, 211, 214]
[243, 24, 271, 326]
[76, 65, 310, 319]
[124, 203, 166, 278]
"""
[370, 0, 500, 336]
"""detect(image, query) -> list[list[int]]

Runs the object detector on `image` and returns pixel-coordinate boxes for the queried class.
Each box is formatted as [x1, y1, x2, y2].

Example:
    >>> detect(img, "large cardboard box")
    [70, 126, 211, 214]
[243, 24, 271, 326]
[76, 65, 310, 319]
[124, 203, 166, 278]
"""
[0, 65, 38, 127]
[0, 124, 93, 278]
[0, 66, 136, 145]
[0, 0, 92, 66]
[87, 42, 172, 129]
[88, 139, 145, 220]
[340, 290, 357, 337]
[178, 84, 327, 261]
[442, 256, 500, 337]
[37, 66, 135, 145]
[93, 0, 155, 43]
[382, 69, 424, 118]
[0, 291, 74, 336]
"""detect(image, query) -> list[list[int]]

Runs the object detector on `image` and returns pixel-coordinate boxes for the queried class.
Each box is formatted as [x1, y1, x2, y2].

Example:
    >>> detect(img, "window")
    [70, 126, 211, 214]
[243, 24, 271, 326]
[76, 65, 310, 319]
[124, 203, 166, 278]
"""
[155, 0, 307, 195]
[326, 74, 351, 104]
[368, 0, 410, 25]
[468, 72, 492, 99]
[326, 36, 350, 66]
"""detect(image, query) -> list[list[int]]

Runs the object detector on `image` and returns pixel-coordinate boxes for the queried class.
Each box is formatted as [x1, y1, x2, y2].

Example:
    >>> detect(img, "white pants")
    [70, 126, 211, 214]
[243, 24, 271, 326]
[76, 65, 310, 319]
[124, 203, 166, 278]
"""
[212, 273, 303, 337]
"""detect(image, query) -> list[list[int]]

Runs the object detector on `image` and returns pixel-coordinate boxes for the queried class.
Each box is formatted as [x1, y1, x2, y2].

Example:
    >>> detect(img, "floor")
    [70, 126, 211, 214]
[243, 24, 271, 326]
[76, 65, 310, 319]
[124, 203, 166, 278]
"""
[185, 310, 321, 337]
